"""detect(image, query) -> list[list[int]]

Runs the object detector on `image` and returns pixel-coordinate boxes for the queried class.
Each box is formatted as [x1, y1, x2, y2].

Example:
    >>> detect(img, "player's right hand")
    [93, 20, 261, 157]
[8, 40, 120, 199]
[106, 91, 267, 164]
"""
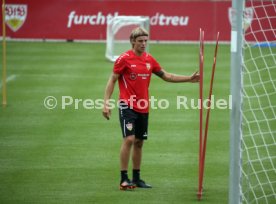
[102, 106, 111, 120]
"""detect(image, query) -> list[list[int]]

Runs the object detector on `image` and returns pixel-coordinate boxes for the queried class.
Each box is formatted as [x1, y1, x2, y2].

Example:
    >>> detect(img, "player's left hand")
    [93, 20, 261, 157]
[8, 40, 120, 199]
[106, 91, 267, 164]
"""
[190, 71, 200, 83]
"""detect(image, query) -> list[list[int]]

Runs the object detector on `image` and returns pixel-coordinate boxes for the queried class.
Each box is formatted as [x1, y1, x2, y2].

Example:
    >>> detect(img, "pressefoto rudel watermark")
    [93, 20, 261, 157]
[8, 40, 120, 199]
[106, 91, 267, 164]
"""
[43, 95, 232, 110]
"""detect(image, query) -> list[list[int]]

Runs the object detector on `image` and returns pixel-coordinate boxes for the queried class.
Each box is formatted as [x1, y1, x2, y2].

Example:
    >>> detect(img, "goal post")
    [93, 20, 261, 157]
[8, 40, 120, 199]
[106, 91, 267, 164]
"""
[229, 0, 244, 203]
[230, 0, 276, 203]
[105, 16, 150, 62]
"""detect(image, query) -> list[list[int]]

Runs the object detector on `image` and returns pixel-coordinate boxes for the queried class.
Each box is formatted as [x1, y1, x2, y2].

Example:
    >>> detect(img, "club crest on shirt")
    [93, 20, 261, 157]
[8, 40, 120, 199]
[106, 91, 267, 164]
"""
[126, 123, 133, 131]
[146, 63, 151, 70]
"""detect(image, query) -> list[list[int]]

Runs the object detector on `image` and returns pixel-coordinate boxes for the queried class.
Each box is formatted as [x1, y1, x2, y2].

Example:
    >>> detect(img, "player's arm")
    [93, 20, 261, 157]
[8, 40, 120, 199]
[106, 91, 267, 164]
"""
[155, 69, 200, 83]
[103, 73, 120, 120]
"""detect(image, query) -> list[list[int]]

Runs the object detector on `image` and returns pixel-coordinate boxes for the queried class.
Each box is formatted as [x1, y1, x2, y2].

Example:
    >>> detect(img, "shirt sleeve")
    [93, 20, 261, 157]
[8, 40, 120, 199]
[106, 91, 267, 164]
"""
[113, 55, 126, 74]
[150, 56, 162, 73]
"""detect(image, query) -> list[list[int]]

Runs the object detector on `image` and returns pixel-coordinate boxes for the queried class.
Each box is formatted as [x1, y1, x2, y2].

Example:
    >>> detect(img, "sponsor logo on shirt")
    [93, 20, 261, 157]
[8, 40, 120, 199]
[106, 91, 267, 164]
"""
[130, 73, 137, 80]
[138, 73, 150, 79]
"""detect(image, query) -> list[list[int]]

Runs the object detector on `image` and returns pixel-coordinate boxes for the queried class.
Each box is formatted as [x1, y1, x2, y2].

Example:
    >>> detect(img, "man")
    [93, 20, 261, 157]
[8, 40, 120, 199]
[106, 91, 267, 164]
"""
[103, 27, 199, 190]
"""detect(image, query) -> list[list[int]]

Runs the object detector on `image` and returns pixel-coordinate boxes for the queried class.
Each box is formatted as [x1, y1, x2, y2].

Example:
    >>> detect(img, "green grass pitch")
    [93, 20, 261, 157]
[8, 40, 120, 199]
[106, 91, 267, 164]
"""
[0, 42, 231, 203]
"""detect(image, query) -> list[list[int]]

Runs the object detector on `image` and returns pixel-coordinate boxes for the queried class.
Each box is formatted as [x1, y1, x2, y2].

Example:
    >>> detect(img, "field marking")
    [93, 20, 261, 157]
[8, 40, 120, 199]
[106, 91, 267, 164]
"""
[0, 74, 17, 90]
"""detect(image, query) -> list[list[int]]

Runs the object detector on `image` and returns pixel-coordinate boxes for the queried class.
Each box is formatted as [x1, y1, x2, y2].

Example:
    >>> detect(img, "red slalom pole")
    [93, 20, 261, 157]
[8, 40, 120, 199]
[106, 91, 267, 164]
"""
[200, 32, 220, 198]
[197, 28, 204, 200]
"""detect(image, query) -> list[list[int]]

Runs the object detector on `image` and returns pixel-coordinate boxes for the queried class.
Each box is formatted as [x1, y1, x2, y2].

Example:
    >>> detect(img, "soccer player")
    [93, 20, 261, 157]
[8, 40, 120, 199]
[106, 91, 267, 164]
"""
[103, 27, 200, 190]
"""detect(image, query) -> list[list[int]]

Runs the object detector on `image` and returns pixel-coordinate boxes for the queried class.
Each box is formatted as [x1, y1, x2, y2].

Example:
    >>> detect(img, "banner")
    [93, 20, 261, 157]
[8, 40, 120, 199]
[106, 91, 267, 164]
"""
[0, 0, 274, 42]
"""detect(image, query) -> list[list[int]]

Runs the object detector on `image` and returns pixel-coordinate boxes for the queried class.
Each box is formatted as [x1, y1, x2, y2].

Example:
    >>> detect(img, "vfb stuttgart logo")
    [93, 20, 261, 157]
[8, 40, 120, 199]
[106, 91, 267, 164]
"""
[5, 4, 27, 32]
[228, 7, 253, 31]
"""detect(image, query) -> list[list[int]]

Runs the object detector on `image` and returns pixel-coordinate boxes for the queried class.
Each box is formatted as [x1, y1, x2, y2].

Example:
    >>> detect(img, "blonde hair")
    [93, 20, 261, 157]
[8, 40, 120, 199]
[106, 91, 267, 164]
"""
[129, 27, 149, 47]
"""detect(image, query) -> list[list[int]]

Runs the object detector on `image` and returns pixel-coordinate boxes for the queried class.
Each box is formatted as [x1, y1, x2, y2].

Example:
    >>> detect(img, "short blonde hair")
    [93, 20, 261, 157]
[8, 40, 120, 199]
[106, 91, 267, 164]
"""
[129, 27, 149, 46]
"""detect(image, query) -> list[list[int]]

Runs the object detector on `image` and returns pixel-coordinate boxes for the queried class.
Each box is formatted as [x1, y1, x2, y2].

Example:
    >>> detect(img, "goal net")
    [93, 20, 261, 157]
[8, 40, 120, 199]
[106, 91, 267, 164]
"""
[241, 1, 276, 203]
[105, 16, 150, 62]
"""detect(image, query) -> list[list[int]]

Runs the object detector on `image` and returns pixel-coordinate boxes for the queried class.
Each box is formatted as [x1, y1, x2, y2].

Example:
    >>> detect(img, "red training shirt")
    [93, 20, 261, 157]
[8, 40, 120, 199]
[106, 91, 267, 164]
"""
[113, 50, 162, 113]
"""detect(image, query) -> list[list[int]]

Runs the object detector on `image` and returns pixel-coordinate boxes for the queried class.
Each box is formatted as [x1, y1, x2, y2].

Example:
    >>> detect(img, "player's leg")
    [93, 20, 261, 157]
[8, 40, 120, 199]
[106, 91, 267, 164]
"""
[118, 105, 137, 190]
[132, 138, 143, 170]
[120, 135, 136, 190]
[132, 112, 152, 188]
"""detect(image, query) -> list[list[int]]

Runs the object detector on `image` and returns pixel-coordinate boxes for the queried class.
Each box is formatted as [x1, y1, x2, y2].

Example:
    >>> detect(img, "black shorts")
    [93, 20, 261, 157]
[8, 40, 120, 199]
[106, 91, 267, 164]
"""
[119, 105, 149, 140]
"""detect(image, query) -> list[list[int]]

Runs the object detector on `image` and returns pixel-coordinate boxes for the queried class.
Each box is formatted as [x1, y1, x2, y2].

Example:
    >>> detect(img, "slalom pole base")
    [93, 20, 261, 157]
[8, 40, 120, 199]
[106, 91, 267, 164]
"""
[197, 191, 203, 201]
[197, 186, 204, 201]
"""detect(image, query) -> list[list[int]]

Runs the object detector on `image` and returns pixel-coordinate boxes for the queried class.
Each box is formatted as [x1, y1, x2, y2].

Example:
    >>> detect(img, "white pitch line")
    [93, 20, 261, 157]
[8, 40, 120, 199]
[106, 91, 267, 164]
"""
[0, 74, 17, 90]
